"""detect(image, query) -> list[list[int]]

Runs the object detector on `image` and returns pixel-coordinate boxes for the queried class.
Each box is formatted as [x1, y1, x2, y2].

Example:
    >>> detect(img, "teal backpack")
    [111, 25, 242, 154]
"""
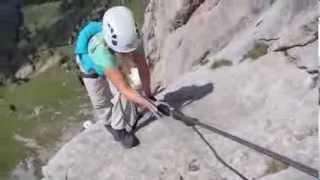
[74, 21, 103, 77]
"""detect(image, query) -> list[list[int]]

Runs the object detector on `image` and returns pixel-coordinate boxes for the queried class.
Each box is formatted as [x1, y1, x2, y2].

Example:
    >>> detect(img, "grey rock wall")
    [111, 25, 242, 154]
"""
[41, 0, 319, 179]
[143, 0, 318, 86]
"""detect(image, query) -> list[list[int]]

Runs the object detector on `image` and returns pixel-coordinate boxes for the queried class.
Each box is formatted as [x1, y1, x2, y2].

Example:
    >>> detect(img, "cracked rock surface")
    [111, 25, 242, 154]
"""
[42, 0, 318, 179]
[42, 52, 318, 180]
[143, 0, 318, 85]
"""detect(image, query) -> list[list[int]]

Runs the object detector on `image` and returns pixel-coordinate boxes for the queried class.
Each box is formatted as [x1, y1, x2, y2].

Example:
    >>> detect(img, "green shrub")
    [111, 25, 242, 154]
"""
[245, 42, 269, 60]
[210, 59, 233, 69]
[264, 160, 288, 175]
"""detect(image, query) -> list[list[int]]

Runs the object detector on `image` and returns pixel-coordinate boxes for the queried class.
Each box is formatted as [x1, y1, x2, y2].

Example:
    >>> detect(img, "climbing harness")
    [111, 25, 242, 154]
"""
[150, 100, 318, 179]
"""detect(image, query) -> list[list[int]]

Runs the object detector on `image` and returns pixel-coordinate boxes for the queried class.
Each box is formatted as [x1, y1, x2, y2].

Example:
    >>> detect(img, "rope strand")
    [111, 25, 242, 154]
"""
[192, 126, 249, 180]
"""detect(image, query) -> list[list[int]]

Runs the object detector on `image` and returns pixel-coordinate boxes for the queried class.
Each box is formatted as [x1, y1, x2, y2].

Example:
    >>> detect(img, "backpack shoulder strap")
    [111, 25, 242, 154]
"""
[75, 21, 102, 55]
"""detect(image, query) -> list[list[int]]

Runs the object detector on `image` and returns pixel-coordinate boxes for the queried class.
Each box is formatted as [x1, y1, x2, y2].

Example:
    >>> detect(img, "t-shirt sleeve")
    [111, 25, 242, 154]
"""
[90, 44, 118, 75]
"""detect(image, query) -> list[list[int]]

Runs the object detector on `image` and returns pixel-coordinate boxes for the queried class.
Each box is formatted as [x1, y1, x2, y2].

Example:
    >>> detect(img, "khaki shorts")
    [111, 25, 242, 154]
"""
[82, 76, 138, 131]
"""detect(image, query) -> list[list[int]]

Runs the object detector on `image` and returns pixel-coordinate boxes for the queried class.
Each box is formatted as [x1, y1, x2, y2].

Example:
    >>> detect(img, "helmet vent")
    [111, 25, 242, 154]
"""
[107, 23, 114, 33]
[112, 40, 118, 46]
[135, 23, 140, 38]
[108, 23, 117, 46]
[136, 28, 140, 38]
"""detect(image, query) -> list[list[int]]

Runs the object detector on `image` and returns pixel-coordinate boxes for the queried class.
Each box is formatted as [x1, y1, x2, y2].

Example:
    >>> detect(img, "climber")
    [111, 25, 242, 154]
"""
[74, 6, 158, 148]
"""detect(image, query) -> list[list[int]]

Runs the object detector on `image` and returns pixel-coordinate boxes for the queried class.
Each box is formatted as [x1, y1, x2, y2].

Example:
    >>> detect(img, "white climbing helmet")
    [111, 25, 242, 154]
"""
[102, 6, 141, 53]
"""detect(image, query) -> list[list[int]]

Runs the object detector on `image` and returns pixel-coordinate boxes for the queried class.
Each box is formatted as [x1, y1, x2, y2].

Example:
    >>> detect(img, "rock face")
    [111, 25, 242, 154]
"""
[42, 0, 318, 180]
[143, 0, 318, 85]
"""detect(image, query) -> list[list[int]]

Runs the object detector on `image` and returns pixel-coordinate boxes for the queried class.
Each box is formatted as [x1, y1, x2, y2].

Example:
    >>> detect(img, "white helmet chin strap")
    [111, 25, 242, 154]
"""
[102, 6, 140, 53]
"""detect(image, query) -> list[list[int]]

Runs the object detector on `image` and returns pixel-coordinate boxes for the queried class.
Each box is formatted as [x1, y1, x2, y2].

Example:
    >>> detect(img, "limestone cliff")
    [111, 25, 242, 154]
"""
[143, 0, 318, 86]
[41, 1, 319, 180]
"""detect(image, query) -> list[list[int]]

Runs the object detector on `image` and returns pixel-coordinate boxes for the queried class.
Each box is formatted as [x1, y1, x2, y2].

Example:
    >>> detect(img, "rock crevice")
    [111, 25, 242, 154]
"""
[171, 0, 206, 30]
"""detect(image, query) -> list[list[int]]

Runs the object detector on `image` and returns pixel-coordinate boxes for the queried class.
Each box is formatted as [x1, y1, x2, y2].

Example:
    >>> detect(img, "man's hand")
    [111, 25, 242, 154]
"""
[148, 95, 157, 102]
[140, 97, 165, 118]
[144, 96, 172, 118]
